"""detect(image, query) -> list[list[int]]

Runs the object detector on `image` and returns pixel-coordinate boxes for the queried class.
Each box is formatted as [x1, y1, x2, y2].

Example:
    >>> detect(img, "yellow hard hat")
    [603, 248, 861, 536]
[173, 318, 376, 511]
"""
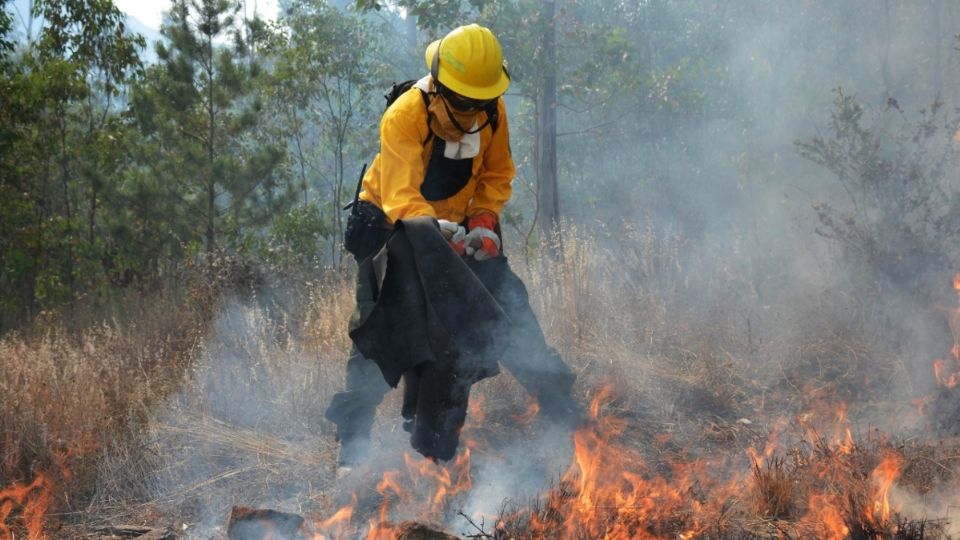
[424, 24, 510, 100]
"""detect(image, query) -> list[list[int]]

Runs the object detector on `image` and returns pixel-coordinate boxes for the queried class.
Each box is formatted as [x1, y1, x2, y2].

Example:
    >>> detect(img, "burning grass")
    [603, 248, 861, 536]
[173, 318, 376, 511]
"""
[2, 228, 960, 538]
[478, 387, 957, 540]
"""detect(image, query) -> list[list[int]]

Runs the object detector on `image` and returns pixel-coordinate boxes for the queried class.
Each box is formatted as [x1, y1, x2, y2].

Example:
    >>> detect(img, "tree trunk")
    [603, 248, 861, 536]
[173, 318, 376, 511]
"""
[536, 0, 561, 260]
[88, 185, 96, 245]
[206, 19, 217, 252]
[58, 102, 75, 291]
[406, 12, 418, 51]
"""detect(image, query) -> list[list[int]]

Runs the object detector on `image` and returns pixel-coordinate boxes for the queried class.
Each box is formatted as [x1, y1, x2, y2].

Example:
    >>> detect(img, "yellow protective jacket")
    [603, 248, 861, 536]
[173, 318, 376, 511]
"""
[358, 87, 515, 225]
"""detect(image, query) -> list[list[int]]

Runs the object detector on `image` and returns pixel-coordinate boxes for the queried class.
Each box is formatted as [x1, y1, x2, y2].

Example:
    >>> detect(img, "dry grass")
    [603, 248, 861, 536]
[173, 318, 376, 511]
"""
[751, 457, 795, 519]
[0, 287, 204, 496]
[1, 224, 958, 538]
[0, 259, 357, 536]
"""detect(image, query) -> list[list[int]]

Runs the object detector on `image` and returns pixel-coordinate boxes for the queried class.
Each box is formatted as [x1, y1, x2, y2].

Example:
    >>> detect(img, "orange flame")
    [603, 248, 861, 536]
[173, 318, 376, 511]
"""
[866, 452, 902, 526]
[315, 447, 474, 538]
[748, 417, 787, 468]
[933, 358, 959, 388]
[807, 493, 850, 540]
[468, 394, 487, 425]
[312, 495, 356, 540]
[930, 273, 960, 389]
[834, 403, 856, 455]
[949, 274, 960, 359]
[402, 451, 472, 516]
[0, 473, 54, 540]
[520, 384, 746, 539]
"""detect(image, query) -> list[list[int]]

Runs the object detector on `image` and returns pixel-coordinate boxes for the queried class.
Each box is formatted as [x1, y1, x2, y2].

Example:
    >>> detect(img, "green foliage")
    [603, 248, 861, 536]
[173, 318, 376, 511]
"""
[0, 0, 146, 328]
[0, 1, 12, 61]
[130, 0, 292, 253]
[2, 0, 958, 334]
[242, 202, 332, 269]
[266, 0, 390, 264]
[32, 0, 145, 93]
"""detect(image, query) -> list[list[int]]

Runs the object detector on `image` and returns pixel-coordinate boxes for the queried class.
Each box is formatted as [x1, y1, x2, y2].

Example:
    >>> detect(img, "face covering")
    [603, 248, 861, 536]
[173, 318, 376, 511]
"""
[427, 93, 481, 142]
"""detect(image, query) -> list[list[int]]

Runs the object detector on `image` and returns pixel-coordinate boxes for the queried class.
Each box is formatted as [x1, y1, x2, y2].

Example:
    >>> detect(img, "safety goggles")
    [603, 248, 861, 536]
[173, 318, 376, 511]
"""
[439, 87, 495, 112]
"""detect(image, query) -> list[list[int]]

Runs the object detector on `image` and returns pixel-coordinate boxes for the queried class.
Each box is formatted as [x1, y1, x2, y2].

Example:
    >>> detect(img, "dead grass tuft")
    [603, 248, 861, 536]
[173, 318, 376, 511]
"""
[751, 457, 795, 519]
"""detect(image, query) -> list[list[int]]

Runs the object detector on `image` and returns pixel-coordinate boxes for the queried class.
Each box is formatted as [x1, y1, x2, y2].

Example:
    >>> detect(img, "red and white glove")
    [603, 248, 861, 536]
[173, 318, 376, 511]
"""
[437, 219, 466, 255]
[464, 213, 501, 261]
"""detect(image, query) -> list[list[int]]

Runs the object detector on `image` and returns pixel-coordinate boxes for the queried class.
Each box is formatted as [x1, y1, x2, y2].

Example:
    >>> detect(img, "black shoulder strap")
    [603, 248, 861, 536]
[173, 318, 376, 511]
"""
[342, 163, 368, 212]
[420, 88, 434, 145]
[384, 79, 417, 111]
[484, 99, 500, 133]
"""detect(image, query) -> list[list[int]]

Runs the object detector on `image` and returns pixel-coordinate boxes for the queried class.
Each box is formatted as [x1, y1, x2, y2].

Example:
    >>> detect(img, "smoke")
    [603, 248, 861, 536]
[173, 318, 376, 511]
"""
[545, 2, 960, 425]
[91, 2, 960, 534]
[453, 423, 575, 530]
[134, 295, 343, 535]
[124, 280, 579, 537]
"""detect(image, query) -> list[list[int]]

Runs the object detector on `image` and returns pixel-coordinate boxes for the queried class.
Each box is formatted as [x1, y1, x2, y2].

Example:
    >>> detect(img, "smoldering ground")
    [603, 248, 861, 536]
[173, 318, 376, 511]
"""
[97, 290, 586, 537]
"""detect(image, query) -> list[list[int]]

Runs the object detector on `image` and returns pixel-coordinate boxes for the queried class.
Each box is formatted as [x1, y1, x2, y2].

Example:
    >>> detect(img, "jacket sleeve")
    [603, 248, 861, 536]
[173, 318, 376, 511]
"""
[379, 100, 435, 223]
[467, 98, 515, 219]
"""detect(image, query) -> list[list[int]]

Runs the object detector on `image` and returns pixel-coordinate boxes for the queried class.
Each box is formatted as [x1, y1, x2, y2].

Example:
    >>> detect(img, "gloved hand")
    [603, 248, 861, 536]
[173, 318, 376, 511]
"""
[437, 219, 466, 255]
[464, 213, 501, 261]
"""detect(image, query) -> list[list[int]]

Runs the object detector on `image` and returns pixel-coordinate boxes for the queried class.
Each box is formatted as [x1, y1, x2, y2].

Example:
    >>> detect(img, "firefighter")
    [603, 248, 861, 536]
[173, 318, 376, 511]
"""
[325, 23, 579, 469]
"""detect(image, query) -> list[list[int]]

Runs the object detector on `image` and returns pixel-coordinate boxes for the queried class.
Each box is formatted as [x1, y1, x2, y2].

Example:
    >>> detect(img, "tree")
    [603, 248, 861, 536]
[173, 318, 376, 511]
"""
[130, 0, 289, 253]
[0, 0, 144, 326]
[269, 0, 388, 264]
[535, 0, 559, 257]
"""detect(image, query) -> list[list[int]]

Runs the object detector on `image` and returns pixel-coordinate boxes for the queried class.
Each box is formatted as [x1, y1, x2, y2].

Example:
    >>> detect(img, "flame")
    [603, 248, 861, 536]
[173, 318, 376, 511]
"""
[932, 273, 960, 388]
[313, 495, 355, 540]
[866, 452, 902, 526]
[468, 394, 486, 425]
[315, 448, 473, 538]
[748, 417, 787, 468]
[311, 383, 912, 538]
[0, 473, 54, 540]
[951, 273, 960, 361]
[402, 450, 472, 516]
[833, 403, 856, 455]
[806, 493, 850, 540]
[933, 358, 959, 388]
[364, 519, 398, 540]
[519, 384, 745, 539]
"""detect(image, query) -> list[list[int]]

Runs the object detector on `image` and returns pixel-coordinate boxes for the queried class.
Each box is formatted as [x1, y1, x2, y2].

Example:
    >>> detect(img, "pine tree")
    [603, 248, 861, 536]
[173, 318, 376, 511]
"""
[131, 0, 289, 253]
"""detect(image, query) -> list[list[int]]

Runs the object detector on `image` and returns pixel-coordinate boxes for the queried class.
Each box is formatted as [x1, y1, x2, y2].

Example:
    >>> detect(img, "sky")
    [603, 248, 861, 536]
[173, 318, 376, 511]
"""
[113, 0, 280, 30]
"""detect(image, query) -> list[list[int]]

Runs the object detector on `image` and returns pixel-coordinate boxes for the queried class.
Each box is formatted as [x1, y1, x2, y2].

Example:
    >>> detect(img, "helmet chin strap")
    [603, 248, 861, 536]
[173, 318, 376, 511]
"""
[438, 95, 490, 134]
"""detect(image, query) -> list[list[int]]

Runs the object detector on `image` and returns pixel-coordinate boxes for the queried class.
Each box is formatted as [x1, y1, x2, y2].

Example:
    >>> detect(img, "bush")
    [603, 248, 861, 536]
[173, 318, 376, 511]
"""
[796, 89, 960, 301]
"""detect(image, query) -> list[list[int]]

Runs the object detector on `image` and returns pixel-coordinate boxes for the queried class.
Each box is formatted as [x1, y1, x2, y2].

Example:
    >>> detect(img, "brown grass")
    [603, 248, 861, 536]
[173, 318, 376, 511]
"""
[1, 224, 958, 538]
[751, 457, 795, 519]
[0, 287, 204, 492]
